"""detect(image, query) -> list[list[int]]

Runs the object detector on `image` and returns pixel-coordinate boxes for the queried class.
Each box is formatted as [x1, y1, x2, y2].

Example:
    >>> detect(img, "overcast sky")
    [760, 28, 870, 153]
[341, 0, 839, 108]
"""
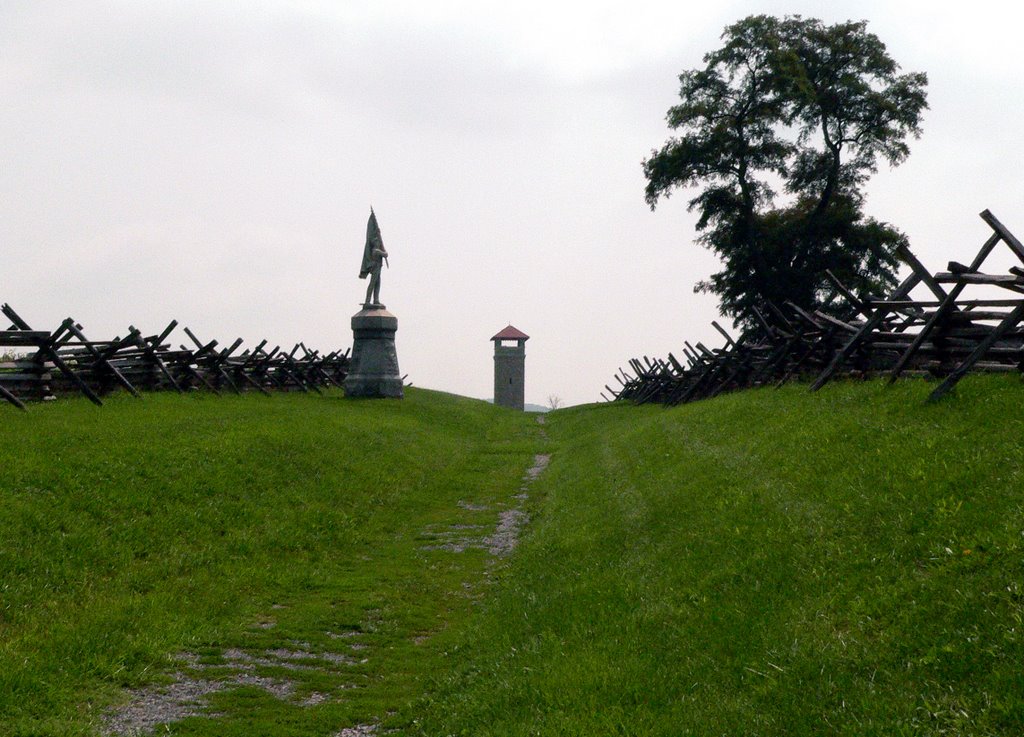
[3, 0, 1023, 407]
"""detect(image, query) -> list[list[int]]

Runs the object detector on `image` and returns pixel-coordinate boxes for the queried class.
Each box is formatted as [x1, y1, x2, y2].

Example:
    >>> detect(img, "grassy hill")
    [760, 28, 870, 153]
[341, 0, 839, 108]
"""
[2, 378, 1023, 735]
[416, 376, 1024, 736]
[0, 389, 543, 736]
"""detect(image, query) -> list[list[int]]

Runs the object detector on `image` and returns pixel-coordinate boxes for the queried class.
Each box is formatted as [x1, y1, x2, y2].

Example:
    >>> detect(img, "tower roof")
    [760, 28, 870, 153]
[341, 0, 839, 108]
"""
[491, 324, 530, 341]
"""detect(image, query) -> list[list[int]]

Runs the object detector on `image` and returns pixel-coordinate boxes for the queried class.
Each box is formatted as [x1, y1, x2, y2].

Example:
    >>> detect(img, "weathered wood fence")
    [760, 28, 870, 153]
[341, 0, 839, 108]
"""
[605, 209, 1024, 406]
[0, 303, 350, 411]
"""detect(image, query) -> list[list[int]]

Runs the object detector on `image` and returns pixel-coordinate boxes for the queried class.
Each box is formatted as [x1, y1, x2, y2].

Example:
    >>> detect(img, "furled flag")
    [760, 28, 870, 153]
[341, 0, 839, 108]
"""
[359, 208, 385, 278]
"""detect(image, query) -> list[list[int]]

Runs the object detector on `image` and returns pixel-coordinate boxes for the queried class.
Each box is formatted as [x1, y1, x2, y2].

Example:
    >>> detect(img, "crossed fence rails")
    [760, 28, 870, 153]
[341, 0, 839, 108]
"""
[606, 209, 1024, 406]
[0, 302, 350, 411]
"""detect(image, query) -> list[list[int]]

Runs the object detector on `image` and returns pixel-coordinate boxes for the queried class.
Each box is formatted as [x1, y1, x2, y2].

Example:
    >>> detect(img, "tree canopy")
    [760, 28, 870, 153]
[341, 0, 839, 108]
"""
[643, 15, 928, 325]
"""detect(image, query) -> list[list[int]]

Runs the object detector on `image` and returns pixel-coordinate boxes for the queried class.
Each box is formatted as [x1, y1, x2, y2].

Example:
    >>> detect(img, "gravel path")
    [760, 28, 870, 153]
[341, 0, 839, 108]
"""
[102, 440, 551, 736]
[420, 452, 550, 556]
[101, 638, 365, 736]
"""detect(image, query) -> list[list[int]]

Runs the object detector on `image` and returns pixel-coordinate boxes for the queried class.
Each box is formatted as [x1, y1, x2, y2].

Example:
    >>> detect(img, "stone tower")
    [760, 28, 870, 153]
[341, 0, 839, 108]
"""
[491, 325, 529, 411]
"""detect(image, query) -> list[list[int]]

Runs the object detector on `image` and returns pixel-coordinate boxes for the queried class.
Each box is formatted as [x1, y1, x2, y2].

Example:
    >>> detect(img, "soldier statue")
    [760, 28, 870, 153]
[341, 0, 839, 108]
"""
[360, 208, 389, 307]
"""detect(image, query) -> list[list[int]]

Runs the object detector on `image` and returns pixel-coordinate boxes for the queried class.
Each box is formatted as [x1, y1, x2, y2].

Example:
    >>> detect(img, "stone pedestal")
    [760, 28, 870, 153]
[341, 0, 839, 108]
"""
[344, 305, 403, 398]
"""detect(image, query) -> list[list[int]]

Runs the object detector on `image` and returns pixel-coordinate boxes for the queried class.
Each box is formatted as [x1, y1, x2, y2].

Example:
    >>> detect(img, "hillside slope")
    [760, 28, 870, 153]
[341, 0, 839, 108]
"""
[417, 376, 1024, 736]
[3, 379, 1023, 736]
[0, 389, 543, 736]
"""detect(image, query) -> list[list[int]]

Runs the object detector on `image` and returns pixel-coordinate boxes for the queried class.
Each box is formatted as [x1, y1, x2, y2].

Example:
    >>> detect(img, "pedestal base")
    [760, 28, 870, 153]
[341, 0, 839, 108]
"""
[344, 307, 403, 399]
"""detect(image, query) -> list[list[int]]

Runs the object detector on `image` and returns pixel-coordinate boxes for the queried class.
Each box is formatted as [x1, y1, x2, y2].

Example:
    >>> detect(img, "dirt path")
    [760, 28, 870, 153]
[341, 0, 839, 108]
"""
[101, 432, 552, 736]
[417, 451, 549, 556]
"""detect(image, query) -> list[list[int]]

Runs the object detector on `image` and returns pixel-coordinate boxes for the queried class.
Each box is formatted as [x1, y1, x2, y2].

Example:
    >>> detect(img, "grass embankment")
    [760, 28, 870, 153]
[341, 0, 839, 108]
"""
[4, 378, 1024, 736]
[0, 388, 542, 736]
[418, 376, 1024, 736]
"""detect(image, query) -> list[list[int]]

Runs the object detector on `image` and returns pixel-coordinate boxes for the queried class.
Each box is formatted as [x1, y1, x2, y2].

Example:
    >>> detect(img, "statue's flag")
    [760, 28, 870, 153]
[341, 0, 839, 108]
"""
[359, 208, 383, 279]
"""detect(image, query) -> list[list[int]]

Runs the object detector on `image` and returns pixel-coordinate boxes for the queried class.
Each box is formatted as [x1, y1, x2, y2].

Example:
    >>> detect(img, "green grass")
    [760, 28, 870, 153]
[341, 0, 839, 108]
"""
[416, 375, 1024, 736]
[4, 377, 1024, 736]
[0, 388, 542, 736]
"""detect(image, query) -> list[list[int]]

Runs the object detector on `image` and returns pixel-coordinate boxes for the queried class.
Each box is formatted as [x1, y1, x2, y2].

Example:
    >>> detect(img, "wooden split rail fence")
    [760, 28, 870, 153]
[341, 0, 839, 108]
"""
[0, 304, 350, 411]
[605, 209, 1024, 406]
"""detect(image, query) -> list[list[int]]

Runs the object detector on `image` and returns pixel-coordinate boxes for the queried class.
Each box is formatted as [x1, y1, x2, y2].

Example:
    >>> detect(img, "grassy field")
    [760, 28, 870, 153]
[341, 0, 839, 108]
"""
[3, 377, 1024, 735]
[0, 388, 543, 736]
[416, 376, 1024, 736]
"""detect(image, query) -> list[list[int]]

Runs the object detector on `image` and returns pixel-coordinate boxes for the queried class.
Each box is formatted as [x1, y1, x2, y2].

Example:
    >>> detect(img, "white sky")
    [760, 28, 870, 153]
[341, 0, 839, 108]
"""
[3, 0, 1023, 407]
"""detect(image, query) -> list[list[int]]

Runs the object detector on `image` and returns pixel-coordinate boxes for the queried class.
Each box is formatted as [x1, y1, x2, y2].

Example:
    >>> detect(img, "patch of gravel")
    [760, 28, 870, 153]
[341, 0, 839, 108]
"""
[231, 671, 295, 699]
[102, 667, 298, 736]
[265, 647, 357, 667]
[302, 691, 331, 706]
[102, 675, 224, 736]
[220, 647, 253, 664]
[214, 646, 359, 672]
[173, 651, 202, 668]
[490, 453, 549, 555]
[523, 453, 550, 483]
[422, 453, 551, 557]
[485, 508, 529, 556]
[336, 724, 379, 737]
[103, 642, 361, 735]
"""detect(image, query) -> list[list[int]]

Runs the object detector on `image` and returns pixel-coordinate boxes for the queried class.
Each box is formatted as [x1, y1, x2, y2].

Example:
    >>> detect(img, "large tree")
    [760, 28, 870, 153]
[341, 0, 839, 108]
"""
[643, 15, 928, 324]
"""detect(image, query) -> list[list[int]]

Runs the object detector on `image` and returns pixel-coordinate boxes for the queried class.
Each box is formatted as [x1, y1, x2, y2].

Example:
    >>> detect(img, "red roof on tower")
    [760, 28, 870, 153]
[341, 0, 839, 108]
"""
[491, 325, 530, 341]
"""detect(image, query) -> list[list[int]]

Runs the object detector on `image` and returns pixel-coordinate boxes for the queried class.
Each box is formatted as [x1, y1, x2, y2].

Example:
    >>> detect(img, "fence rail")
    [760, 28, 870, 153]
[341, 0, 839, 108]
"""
[605, 209, 1024, 406]
[0, 303, 350, 411]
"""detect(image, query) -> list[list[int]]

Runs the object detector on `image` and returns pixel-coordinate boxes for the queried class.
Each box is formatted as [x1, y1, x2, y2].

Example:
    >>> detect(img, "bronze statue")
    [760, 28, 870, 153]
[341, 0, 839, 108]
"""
[359, 208, 389, 307]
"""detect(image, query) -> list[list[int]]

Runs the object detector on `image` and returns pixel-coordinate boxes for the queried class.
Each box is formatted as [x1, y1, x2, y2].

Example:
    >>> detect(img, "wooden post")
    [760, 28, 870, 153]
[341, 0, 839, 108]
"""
[889, 231, 1003, 384]
[810, 271, 921, 391]
[928, 302, 1024, 402]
